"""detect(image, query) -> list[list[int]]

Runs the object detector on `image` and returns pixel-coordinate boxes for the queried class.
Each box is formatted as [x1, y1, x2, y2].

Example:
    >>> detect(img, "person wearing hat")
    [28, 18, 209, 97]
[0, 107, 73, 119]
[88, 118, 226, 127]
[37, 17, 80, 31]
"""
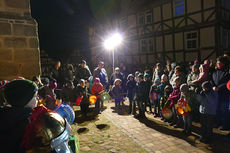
[75, 60, 92, 86]
[0, 79, 38, 153]
[109, 67, 124, 88]
[126, 74, 136, 114]
[111, 79, 123, 110]
[91, 78, 103, 114]
[143, 73, 152, 113]
[199, 81, 218, 143]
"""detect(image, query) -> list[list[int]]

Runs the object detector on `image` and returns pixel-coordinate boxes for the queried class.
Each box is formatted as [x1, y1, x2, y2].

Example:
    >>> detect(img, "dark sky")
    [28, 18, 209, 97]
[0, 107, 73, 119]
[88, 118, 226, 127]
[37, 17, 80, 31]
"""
[30, 0, 93, 59]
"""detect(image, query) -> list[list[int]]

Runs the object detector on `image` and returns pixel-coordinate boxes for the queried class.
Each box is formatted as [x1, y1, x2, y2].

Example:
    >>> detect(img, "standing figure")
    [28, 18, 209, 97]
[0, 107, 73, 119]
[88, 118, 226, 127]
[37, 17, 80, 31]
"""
[126, 74, 136, 114]
[91, 78, 103, 114]
[111, 79, 123, 110]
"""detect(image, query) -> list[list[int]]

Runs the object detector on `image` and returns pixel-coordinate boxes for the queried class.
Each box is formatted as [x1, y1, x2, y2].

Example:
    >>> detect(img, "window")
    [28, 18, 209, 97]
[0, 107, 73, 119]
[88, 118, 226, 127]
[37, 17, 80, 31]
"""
[175, 0, 185, 16]
[149, 39, 153, 52]
[224, 0, 230, 9]
[185, 32, 198, 49]
[138, 13, 145, 25]
[145, 10, 152, 24]
[140, 38, 153, 52]
[140, 39, 147, 52]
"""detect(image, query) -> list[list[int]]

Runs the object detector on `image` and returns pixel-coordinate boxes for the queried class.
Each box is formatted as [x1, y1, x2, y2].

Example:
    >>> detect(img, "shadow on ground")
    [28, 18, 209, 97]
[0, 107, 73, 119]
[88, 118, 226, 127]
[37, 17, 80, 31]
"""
[113, 104, 230, 153]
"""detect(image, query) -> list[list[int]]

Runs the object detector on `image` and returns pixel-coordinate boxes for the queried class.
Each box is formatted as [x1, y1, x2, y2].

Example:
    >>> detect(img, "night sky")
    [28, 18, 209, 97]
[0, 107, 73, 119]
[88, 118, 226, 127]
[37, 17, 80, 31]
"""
[30, 0, 93, 59]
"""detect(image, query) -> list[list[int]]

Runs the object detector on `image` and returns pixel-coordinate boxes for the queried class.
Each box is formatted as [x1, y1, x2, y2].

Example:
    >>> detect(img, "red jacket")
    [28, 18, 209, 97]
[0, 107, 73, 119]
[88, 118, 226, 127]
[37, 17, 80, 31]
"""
[169, 87, 181, 107]
[91, 83, 103, 98]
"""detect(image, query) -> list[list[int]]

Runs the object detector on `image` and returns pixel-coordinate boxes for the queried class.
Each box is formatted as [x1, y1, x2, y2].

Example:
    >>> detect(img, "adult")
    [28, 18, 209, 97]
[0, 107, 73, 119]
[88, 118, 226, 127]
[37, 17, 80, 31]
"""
[169, 66, 186, 86]
[109, 67, 124, 87]
[0, 79, 38, 153]
[187, 64, 200, 91]
[75, 60, 92, 85]
[93, 61, 108, 89]
[211, 56, 230, 129]
[50, 60, 63, 87]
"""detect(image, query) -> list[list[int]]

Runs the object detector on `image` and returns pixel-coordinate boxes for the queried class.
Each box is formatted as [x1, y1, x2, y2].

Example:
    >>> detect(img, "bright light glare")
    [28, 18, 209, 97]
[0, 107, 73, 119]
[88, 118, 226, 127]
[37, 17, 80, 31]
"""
[104, 33, 123, 50]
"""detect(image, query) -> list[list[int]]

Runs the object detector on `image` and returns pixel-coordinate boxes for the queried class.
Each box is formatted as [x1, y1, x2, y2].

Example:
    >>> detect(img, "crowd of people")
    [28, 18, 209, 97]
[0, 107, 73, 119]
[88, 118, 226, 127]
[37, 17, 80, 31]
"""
[0, 54, 230, 152]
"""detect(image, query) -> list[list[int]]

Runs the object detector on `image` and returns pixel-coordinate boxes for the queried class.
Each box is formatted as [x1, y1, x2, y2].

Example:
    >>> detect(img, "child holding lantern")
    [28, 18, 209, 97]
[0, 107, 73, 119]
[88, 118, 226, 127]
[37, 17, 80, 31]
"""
[91, 78, 103, 114]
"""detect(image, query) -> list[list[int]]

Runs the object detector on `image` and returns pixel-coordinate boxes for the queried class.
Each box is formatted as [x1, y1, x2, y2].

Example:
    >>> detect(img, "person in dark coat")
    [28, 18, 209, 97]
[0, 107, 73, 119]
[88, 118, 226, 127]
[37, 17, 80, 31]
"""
[109, 67, 124, 87]
[50, 61, 63, 87]
[75, 60, 92, 85]
[74, 79, 90, 117]
[111, 79, 123, 109]
[61, 80, 75, 106]
[199, 81, 218, 143]
[0, 79, 38, 153]
[93, 61, 108, 89]
[136, 73, 148, 118]
[126, 74, 136, 114]
[211, 56, 230, 129]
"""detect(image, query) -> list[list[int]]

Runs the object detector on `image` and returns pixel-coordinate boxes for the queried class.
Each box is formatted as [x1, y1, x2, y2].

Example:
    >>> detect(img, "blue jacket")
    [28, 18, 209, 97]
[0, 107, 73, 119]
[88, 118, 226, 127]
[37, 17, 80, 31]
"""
[199, 90, 218, 115]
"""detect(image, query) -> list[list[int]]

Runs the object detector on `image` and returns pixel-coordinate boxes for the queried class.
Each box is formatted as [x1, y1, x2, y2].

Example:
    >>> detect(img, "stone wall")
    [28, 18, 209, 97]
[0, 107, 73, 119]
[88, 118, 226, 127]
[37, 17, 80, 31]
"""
[0, 0, 40, 80]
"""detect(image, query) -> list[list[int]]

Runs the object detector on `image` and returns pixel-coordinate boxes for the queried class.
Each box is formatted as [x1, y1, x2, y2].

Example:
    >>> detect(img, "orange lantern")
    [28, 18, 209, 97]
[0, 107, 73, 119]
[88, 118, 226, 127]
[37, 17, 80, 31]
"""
[89, 95, 97, 104]
[177, 107, 184, 115]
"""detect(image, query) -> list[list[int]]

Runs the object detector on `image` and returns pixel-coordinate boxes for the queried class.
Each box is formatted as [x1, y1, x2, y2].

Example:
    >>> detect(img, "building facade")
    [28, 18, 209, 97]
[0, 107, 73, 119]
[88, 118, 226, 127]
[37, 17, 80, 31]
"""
[0, 0, 40, 80]
[89, 0, 230, 68]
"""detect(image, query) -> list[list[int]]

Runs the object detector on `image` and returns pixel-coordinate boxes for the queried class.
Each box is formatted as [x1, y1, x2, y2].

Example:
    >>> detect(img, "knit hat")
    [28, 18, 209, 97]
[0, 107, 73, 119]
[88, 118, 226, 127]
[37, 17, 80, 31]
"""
[114, 79, 122, 85]
[144, 73, 150, 78]
[81, 60, 86, 64]
[94, 77, 100, 83]
[115, 67, 120, 71]
[154, 77, 161, 84]
[138, 73, 143, 79]
[180, 84, 189, 93]
[127, 74, 134, 80]
[202, 81, 212, 90]
[4, 79, 38, 107]
[173, 77, 181, 83]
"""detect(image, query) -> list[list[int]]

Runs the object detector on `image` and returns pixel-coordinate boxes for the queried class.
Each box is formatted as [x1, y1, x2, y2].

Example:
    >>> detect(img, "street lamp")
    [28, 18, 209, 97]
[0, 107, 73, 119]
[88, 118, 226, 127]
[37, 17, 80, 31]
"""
[103, 32, 123, 72]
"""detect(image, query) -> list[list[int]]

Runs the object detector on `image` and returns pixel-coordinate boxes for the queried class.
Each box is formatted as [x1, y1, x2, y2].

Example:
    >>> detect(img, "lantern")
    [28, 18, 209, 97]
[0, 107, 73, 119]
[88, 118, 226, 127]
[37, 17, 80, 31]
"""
[101, 92, 110, 101]
[177, 107, 184, 115]
[89, 95, 97, 104]
[162, 107, 173, 120]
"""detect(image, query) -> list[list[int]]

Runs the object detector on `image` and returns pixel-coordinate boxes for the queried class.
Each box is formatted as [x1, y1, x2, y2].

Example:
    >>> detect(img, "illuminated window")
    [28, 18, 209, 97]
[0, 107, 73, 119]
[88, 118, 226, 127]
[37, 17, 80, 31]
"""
[185, 32, 198, 49]
[175, 0, 185, 16]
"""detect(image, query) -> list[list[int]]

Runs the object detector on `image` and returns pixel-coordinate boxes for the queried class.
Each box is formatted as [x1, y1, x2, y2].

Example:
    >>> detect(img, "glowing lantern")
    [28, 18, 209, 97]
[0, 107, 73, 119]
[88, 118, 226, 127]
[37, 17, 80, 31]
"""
[101, 92, 110, 101]
[177, 107, 184, 115]
[162, 107, 173, 120]
[89, 95, 97, 104]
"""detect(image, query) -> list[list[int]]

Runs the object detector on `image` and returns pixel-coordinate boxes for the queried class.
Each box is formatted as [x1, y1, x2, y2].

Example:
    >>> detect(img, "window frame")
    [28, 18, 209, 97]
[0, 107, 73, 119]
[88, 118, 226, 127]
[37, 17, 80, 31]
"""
[185, 31, 198, 50]
[174, 0, 185, 16]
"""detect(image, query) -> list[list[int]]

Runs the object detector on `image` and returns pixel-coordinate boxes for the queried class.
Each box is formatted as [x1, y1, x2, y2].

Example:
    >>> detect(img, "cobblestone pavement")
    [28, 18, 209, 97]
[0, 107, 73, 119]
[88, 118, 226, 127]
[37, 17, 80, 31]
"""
[102, 101, 230, 153]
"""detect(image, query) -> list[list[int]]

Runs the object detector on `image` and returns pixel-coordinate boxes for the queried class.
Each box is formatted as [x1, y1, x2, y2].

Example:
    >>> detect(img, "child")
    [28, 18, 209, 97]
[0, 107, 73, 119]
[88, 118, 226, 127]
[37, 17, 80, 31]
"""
[177, 84, 192, 135]
[160, 85, 173, 121]
[126, 74, 136, 114]
[144, 73, 152, 113]
[168, 77, 182, 126]
[150, 78, 161, 116]
[75, 79, 90, 117]
[136, 73, 147, 118]
[91, 78, 103, 114]
[111, 79, 123, 109]
[158, 74, 170, 119]
[199, 81, 218, 143]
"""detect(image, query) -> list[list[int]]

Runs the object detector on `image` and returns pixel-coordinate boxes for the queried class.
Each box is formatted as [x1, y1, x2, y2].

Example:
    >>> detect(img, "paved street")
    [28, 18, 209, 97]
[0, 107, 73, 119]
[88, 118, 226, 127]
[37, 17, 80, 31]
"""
[101, 101, 230, 153]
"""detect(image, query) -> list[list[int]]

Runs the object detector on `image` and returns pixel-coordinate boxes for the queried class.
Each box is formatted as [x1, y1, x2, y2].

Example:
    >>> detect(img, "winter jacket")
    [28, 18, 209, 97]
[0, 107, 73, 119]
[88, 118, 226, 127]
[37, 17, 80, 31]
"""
[111, 85, 123, 99]
[75, 65, 92, 82]
[136, 81, 148, 101]
[168, 87, 181, 107]
[126, 80, 136, 100]
[0, 107, 32, 153]
[169, 73, 186, 86]
[109, 72, 124, 86]
[212, 67, 230, 106]
[61, 87, 75, 103]
[158, 82, 170, 98]
[152, 69, 164, 83]
[93, 68, 108, 87]
[199, 90, 218, 115]
[144, 80, 152, 98]
[193, 64, 209, 84]
[187, 72, 200, 90]
[91, 83, 103, 98]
